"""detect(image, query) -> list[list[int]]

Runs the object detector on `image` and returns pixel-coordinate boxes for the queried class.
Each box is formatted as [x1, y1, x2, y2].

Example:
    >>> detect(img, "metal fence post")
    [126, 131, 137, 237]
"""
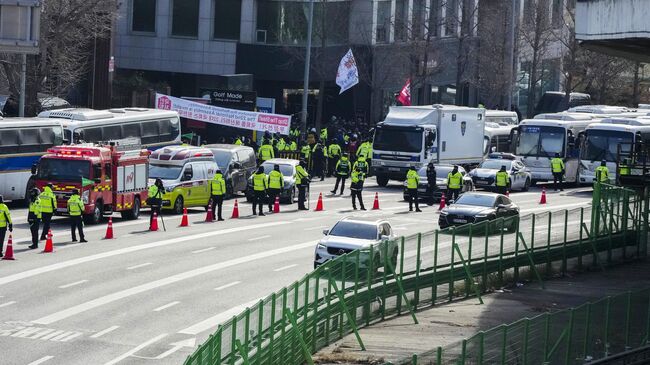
[415, 233, 422, 308]
[432, 231, 439, 303]
[564, 309, 575, 365]
[562, 210, 568, 275]
[398, 237, 405, 314]
[450, 228, 456, 302]
[466, 224, 473, 299]
[546, 212, 552, 273]
[625, 291, 632, 349]
[500, 325, 508, 365]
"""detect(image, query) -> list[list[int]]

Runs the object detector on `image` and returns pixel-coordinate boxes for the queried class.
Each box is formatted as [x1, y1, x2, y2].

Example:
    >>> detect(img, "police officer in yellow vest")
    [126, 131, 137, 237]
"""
[295, 160, 310, 210]
[300, 143, 311, 164]
[68, 189, 87, 242]
[39, 183, 56, 240]
[327, 140, 342, 177]
[28, 188, 41, 249]
[320, 127, 328, 142]
[267, 164, 284, 212]
[495, 165, 510, 195]
[276, 138, 286, 153]
[447, 166, 463, 203]
[406, 166, 422, 212]
[258, 139, 275, 163]
[210, 170, 226, 221]
[235, 137, 243, 145]
[252, 166, 269, 216]
[618, 159, 630, 185]
[595, 160, 609, 184]
[350, 166, 366, 210]
[148, 178, 164, 230]
[0, 195, 12, 257]
[551, 153, 565, 191]
[331, 153, 351, 195]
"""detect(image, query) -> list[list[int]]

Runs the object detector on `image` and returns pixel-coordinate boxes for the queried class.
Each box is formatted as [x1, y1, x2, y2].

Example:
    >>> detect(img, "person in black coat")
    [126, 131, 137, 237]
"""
[426, 162, 437, 206]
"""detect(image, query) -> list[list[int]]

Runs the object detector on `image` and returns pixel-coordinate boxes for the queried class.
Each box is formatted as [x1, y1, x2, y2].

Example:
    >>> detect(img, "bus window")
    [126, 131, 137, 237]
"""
[103, 125, 122, 141]
[19, 128, 41, 153]
[159, 119, 172, 140]
[81, 127, 103, 142]
[123, 123, 141, 139]
[483, 136, 490, 155]
[142, 121, 159, 144]
[64, 129, 73, 144]
[0, 129, 19, 154]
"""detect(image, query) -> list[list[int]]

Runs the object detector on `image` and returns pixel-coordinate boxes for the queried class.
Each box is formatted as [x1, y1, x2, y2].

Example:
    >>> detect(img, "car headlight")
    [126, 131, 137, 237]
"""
[165, 186, 175, 192]
[317, 243, 326, 250]
[82, 190, 89, 204]
[475, 213, 490, 218]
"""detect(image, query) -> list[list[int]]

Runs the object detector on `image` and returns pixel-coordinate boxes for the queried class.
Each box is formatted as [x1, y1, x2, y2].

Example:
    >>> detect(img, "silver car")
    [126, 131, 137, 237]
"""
[469, 158, 532, 192]
[314, 217, 397, 269]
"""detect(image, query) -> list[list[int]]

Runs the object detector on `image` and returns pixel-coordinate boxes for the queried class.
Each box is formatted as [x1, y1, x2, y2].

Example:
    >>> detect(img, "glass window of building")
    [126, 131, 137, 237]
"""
[395, 0, 406, 41]
[132, 0, 156, 32]
[444, 0, 458, 36]
[172, 0, 200, 37]
[429, 0, 440, 37]
[214, 0, 242, 40]
[376, 0, 391, 43]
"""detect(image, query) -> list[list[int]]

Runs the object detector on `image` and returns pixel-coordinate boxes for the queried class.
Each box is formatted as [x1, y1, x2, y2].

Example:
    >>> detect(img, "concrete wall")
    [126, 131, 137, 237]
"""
[576, 0, 650, 40]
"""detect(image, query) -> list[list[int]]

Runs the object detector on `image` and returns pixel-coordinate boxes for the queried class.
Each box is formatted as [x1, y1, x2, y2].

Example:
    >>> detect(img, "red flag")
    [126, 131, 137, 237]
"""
[397, 79, 411, 106]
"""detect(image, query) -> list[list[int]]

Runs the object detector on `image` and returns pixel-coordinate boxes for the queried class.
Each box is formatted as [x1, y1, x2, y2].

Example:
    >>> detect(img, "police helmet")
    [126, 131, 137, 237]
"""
[601, 160, 607, 166]
[257, 166, 265, 173]
[216, 169, 222, 174]
[274, 164, 280, 170]
[501, 165, 507, 171]
[31, 188, 40, 197]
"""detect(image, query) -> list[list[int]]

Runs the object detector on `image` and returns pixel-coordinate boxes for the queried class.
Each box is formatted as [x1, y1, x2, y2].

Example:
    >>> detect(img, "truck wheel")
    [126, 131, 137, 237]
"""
[173, 196, 184, 215]
[85, 202, 103, 225]
[376, 175, 389, 187]
[121, 198, 140, 220]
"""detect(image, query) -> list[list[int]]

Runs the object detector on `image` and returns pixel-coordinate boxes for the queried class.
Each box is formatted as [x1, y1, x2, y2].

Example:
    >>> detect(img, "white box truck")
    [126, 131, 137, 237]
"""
[372, 104, 486, 186]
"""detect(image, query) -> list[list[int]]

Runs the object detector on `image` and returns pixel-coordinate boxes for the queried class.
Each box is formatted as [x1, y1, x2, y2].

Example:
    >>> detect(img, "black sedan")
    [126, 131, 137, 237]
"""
[438, 192, 519, 230]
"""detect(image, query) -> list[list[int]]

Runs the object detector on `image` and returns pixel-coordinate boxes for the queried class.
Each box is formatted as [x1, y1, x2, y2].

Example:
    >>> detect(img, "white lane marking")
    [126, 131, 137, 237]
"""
[58, 280, 88, 289]
[153, 301, 181, 312]
[179, 298, 262, 335]
[274, 264, 298, 272]
[29, 328, 55, 339]
[39, 330, 65, 341]
[304, 225, 327, 231]
[0, 301, 16, 308]
[382, 206, 409, 211]
[0, 221, 290, 287]
[11, 326, 44, 338]
[103, 333, 168, 365]
[55, 331, 83, 342]
[152, 338, 196, 359]
[394, 222, 420, 228]
[32, 240, 316, 325]
[191, 247, 215, 254]
[27, 356, 54, 365]
[214, 281, 241, 291]
[247, 235, 270, 241]
[91, 325, 120, 339]
[127, 262, 153, 270]
[292, 217, 321, 222]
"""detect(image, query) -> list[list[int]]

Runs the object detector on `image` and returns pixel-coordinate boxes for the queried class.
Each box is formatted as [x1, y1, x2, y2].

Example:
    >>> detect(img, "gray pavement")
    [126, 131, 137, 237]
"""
[0, 178, 592, 365]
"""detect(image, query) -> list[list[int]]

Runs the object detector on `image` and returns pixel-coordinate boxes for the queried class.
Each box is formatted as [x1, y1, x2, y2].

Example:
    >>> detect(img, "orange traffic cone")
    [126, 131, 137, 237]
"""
[180, 208, 189, 227]
[231, 200, 240, 219]
[2, 234, 15, 260]
[273, 196, 280, 213]
[372, 192, 380, 210]
[104, 217, 114, 239]
[205, 203, 214, 222]
[150, 212, 159, 231]
[314, 193, 324, 211]
[539, 187, 547, 204]
[43, 230, 53, 253]
[438, 193, 446, 210]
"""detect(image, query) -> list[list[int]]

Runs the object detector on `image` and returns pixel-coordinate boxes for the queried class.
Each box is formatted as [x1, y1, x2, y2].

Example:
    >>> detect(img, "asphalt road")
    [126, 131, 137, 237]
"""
[0, 179, 593, 365]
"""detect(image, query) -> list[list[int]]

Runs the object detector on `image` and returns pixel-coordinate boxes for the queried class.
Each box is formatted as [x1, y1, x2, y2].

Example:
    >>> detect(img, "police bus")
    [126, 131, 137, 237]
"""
[38, 108, 181, 149]
[0, 119, 65, 203]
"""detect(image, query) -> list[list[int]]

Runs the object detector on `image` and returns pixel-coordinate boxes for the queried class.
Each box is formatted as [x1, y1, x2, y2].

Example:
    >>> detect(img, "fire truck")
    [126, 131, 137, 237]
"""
[32, 138, 150, 224]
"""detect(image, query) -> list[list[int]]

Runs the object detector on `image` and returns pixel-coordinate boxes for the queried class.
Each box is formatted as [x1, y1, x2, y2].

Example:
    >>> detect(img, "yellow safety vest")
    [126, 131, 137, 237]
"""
[235, 139, 243, 145]
[336, 158, 351, 176]
[595, 166, 609, 182]
[0, 203, 11, 228]
[210, 174, 226, 195]
[406, 170, 419, 189]
[67, 195, 84, 216]
[551, 158, 565, 173]
[29, 199, 42, 219]
[148, 184, 162, 199]
[269, 170, 284, 189]
[295, 165, 309, 185]
[276, 139, 286, 151]
[447, 172, 463, 189]
[301, 145, 311, 159]
[39, 187, 56, 214]
[289, 141, 297, 151]
[258, 145, 274, 161]
[619, 165, 630, 176]
[328, 144, 341, 157]
[253, 173, 268, 191]
[351, 170, 365, 184]
[495, 171, 510, 187]
[353, 159, 368, 174]
[320, 128, 328, 141]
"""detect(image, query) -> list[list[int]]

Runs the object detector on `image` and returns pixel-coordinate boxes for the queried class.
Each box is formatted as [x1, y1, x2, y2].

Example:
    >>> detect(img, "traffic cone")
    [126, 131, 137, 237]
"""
[231, 200, 240, 219]
[438, 193, 446, 210]
[2, 234, 15, 260]
[43, 230, 53, 253]
[372, 192, 380, 210]
[314, 193, 324, 211]
[180, 208, 189, 227]
[273, 196, 280, 213]
[539, 187, 547, 204]
[205, 203, 214, 222]
[104, 217, 114, 239]
[150, 212, 159, 231]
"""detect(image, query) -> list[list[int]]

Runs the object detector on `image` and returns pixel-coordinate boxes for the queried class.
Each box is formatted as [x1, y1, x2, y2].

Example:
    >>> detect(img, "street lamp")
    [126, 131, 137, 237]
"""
[300, 0, 315, 135]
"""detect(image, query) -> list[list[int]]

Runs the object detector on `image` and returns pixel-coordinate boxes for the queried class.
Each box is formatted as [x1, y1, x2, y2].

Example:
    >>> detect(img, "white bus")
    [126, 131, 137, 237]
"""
[0, 119, 65, 202]
[511, 119, 594, 184]
[484, 122, 516, 156]
[485, 110, 519, 125]
[579, 118, 650, 183]
[38, 108, 181, 149]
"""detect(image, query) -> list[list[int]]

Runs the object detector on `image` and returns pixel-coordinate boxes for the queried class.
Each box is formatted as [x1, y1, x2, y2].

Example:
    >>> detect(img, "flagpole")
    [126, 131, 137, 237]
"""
[300, 0, 315, 136]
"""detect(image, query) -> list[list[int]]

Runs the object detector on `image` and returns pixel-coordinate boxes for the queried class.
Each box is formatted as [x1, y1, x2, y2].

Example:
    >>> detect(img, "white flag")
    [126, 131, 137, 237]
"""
[335, 49, 359, 94]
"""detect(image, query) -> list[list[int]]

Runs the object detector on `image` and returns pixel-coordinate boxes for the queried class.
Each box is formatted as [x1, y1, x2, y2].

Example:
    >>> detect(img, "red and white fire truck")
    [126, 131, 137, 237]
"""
[32, 138, 150, 224]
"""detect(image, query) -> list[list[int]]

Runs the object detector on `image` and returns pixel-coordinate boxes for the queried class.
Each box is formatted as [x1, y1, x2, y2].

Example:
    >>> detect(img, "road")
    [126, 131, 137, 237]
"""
[0, 179, 592, 365]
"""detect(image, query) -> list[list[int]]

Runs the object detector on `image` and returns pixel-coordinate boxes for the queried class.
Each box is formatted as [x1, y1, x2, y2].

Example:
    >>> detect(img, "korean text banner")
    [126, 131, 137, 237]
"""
[155, 93, 291, 135]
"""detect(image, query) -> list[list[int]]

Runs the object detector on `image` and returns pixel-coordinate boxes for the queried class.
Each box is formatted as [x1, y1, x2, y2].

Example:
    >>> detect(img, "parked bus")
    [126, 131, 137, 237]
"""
[485, 110, 518, 126]
[0, 119, 65, 203]
[38, 108, 181, 149]
[484, 122, 516, 156]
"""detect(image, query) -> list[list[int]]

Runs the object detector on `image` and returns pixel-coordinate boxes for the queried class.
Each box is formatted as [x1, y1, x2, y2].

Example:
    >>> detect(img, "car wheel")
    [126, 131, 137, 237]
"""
[121, 197, 141, 220]
[173, 196, 184, 215]
[522, 178, 531, 192]
[376, 175, 389, 187]
[85, 201, 103, 225]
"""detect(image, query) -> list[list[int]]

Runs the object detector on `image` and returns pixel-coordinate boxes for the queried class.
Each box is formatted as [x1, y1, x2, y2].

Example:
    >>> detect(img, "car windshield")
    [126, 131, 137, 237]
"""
[455, 194, 496, 207]
[582, 130, 633, 162]
[329, 221, 379, 240]
[373, 125, 423, 153]
[419, 165, 453, 177]
[479, 160, 512, 170]
[212, 151, 233, 170]
[261, 163, 294, 176]
[37, 159, 90, 181]
[149, 164, 182, 180]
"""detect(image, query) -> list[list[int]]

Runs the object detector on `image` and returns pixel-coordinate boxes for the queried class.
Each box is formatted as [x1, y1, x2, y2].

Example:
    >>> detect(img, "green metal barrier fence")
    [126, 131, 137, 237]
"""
[408, 287, 650, 365]
[183, 184, 648, 365]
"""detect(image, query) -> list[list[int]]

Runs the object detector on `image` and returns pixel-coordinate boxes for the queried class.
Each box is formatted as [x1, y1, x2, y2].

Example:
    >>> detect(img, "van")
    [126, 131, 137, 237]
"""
[148, 146, 217, 214]
[203, 144, 257, 197]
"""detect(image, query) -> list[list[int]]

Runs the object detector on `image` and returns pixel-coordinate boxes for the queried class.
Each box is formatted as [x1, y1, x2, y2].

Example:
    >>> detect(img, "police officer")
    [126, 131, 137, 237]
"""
[426, 162, 437, 206]
[350, 166, 366, 210]
[268, 164, 284, 212]
[39, 183, 56, 240]
[551, 153, 565, 191]
[320, 126, 328, 142]
[312, 142, 326, 181]
[235, 136, 244, 145]
[289, 138, 298, 152]
[28, 188, 41, 249]
[300, 142, 311, 164]
[148, 178, 164, 230]
[0, 195, 12, 257]
[447, 165, 463, 203]
[595, 160, 609, 184]
[353, 156, 369, 175]
[327, 140, 342, 177]
[406, 166, 421, 212]
[276, 137, 286, 153]
[495, 165, 510, 195]
[210, 169, 226, 221]
[258, 139, 275, 163]
[252, 166, 268, 216]
[68, 189, 86, 242]
[331, 153, 351, 195]
[295, 160, 310, 210]
[619, 159, 630, 185]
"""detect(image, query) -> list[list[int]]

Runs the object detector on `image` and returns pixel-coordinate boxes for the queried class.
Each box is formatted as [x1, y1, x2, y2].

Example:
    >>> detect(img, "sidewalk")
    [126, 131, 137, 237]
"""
[313, 260, 650, 364]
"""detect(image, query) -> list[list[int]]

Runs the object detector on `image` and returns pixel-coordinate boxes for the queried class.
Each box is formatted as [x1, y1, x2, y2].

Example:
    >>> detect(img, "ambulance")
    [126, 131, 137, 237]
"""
[148, 146, 218, 214]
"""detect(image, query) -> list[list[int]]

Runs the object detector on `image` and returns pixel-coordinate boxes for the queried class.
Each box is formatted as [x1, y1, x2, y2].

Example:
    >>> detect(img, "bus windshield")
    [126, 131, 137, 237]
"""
[373, 126, 423, 153]
[37, 159, 91, 181]
[582, 130, 633, 162]
[516, 126, 566, 158]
